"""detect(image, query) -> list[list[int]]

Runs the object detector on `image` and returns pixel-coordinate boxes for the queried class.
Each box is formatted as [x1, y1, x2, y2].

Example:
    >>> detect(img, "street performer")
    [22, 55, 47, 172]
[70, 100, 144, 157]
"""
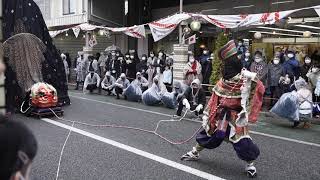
[181, 40, 265, 178]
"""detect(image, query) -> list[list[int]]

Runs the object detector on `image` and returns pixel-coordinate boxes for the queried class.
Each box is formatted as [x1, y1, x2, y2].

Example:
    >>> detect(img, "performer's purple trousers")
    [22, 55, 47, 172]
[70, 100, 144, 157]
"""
[196, 127, 260, 162]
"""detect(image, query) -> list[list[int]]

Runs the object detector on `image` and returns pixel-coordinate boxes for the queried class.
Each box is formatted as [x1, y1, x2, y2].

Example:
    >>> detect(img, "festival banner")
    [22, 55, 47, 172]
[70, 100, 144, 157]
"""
[72, 27, 81, 38]
[107, 25, 146, 38]
[148, 13, 191, 42]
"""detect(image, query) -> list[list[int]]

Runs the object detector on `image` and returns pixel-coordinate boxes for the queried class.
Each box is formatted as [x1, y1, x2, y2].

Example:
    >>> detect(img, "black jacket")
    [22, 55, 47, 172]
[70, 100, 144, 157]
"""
[182, 87, 206, 106]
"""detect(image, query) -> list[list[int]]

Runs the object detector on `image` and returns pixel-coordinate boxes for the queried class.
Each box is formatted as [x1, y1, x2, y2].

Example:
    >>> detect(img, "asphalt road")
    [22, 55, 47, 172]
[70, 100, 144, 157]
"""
[13, 90, 320, 180]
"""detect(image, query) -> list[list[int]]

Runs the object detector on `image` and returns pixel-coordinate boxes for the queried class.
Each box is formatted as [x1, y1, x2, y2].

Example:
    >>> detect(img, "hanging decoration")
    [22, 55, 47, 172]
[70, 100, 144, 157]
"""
[49, 5, 320, 41]
[72, 27, 81, 38]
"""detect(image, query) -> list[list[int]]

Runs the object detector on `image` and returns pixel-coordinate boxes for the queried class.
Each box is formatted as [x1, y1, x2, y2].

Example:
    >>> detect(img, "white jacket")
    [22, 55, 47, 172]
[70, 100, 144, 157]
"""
[101, 75, 116, 89]
[163, 69, 172, 84]
[84, 73, 100, 89]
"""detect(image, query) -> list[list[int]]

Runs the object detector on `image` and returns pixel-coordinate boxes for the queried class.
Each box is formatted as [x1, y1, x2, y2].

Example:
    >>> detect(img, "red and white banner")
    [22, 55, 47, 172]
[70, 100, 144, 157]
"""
[107, 25, 146, 38]
[148, 13, 191, 42]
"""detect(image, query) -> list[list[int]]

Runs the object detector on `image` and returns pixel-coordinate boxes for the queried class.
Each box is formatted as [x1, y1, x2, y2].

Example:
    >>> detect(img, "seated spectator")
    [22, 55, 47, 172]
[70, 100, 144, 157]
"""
[84, 71, 100, 93]
[101, 71, 116, 95]
[142, 76, 163, 106]
[306, 65, 320, 90]
[175, 79, 206, 117]
[131, 72, 149, 92]
[115, 73, 130, 99]
[0, 116, 38, 180]
[136, 54, 148, 79]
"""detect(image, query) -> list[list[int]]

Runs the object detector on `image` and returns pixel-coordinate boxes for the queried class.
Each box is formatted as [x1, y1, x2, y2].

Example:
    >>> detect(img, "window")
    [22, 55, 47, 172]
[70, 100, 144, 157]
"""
[63, 0, 76, 15]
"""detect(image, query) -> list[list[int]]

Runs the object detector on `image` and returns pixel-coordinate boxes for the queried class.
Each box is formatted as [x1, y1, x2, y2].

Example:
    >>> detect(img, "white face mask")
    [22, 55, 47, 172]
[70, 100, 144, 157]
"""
[305, 58, 311, 64]
[125, 55, 130, 59]
[288, 53, 294, 58]
[142, 57, 146, 61]
[255, 57, 262, 63]
[150, 54, 154, 57]
[111, 53, 116, 56]
[237, 55, 242, 59]
[159, 53, 163, 57]
[189, 58, 195, 63]
[245, 53, 250, 57]
[130, 56, 134, 59]
[273, 59, 280, 65]
[238, 43, 243, 46]
[244, 58, 249, 62]
[203, 51, 208, 55]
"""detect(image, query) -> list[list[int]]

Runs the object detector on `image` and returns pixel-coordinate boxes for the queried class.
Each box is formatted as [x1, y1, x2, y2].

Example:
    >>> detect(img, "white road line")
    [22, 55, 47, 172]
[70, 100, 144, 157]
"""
[69, 94, 320, 148]
[42, 118, 225, 180]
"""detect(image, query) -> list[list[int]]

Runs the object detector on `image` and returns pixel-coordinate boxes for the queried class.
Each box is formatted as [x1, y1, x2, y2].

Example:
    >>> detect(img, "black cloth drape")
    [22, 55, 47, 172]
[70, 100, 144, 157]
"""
[3, 0, 70, 113]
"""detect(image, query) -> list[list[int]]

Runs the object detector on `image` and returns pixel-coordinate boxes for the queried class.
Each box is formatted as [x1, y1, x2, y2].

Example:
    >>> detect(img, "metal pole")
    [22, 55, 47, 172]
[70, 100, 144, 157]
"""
[179, 0, 183, 45]
[0, 0, 5, 115]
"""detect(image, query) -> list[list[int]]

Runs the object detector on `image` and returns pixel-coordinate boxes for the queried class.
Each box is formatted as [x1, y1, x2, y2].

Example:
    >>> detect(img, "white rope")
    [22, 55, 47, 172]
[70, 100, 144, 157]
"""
[56, 121, 75, 180]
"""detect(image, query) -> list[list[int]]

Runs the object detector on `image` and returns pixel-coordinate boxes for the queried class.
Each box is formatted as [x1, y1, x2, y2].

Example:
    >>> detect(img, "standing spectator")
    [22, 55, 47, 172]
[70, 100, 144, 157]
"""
[87, 55, 98, 73]
[136, 54, 148, 79]
[163, 65, 173, 92]
[75, 52, 87, 90]
[183, 54, 202, 86]
[154, 50, 166, 75]
[268, 57, 285, 107]
[98, 52, 107, 77]
[65, 53, 72, 79]
[199, 49, 210, 65]
[126, 53, 138, 81]
[250, 51, 268, 87]
[0, 116, 38, 180]
[201, 53, 213, 93]
[106, 50, 121, 79]
[147, 51, 157, 87]
[61, 53, 69, 83]
[282, 50, 300, 81]
[300, 56, 312, 82]
[115, 73, 130, 99]
[242, 50, 252, 70]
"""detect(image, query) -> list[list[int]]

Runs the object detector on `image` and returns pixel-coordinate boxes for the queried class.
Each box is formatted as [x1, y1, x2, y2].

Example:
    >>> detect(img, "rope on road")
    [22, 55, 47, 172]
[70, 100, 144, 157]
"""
[49, 108, 202, 145]
[56, 121, 74, 180]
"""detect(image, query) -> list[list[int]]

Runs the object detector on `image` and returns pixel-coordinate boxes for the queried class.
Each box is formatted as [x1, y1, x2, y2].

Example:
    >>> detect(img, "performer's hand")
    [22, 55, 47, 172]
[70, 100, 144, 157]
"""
[202, 115, 211, 137]
[195, 104, 203, 112]
[183, 99, 190, 110]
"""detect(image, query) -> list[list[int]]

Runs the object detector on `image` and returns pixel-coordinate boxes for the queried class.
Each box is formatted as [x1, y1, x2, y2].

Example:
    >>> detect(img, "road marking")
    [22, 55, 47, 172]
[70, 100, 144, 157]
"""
[42, 118, 225, 180]
[69, 93, 320, 148]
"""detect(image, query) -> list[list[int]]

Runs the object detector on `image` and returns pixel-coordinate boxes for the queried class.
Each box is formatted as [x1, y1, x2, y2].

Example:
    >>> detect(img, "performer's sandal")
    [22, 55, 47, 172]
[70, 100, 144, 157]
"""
[180, 147, 199, 161]
[245, 163, 257, 178]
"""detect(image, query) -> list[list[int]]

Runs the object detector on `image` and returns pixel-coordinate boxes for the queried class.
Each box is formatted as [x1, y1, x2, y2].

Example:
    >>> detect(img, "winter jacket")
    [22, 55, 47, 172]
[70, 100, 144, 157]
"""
[268, 63, 285, 87]
[182, 87, 206, 107]
[282, 58, 300, 79]
[250, 61, 268, 87]
[101, 75, 116, 90]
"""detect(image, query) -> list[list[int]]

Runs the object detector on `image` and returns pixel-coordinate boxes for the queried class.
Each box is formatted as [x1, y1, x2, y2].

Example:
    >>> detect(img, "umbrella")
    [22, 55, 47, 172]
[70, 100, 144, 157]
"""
[105, 44, 121, 52]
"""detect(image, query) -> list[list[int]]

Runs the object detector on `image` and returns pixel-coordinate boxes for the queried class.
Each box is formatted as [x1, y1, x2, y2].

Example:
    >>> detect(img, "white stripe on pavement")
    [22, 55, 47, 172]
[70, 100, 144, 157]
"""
[42, 118, 225, 180]
[69, 93, 320, 148]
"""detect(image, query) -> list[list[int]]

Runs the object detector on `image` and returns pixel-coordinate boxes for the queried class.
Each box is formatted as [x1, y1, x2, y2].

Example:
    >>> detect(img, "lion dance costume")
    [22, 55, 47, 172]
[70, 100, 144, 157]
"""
[181, 40, 265, 178]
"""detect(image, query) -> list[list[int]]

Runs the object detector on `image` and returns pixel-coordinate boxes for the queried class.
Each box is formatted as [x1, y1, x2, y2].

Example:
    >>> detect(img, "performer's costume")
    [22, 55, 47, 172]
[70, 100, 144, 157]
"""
[181, 40, 265, 178]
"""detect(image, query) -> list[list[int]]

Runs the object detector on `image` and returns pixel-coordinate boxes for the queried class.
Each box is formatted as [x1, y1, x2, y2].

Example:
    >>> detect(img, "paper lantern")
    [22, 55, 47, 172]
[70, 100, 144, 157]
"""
[190, 21, 201, 31]
[303, 31, 312, 38]
[98, 29, 105, 36]
[254, 32, 262, 39]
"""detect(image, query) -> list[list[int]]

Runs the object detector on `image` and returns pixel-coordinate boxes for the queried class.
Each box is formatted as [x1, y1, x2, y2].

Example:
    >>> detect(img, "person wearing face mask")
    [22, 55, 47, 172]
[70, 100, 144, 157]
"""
[153, 50, 166, 75]
[98, 52, 107, 77]
[83, 71, 101, 93]
[87, 55, 98, 74]
[125, 53, 138, 82]
[200, 52, 213, 91]
[101, 71, 116, 96]
[142, 76, 166, 106]
[242, 50, 252, 70]
[175, 79, 206, 117]
[136, 54, 148, 79]
[237, 40, 246, 54]
[183, 54, 202, 86]
[122, 53, 130, 74]
[147, 51, 157, 87]
[115, 73, 130, 99]
[282, 50, 300, 80]
[199, 49, 210, 64]
[131, 72, 149, 92]
[268, 57, 285, 108]
[123, 72, 148, 102]
[250, 51, 268, 87]
[163, 65, 173, 92]
[300, 56, 312, 82]
[106, 51, 121, 79]
[75, 52, 86, 90]
[0, 116, 38, 180]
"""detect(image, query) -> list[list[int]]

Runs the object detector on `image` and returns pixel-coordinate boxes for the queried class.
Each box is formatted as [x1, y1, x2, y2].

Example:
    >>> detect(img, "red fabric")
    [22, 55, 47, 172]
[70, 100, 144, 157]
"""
[190, 62, 197, 74]
[248, 80, 265, 123]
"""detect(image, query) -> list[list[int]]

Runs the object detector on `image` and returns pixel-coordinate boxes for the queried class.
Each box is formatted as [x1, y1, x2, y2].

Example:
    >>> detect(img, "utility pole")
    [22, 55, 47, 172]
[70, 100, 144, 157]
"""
[0, 0, 5, 115]
[179, 0, 183, 45]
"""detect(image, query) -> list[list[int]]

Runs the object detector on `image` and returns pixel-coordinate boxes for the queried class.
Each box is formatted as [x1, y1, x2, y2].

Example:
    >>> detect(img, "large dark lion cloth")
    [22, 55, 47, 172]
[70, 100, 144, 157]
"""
[3, 0, 70, 113]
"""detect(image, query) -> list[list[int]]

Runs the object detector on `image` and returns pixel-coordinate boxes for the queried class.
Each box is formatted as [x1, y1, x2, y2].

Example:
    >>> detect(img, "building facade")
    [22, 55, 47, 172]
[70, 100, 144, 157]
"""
[34, 0, 128, 60]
